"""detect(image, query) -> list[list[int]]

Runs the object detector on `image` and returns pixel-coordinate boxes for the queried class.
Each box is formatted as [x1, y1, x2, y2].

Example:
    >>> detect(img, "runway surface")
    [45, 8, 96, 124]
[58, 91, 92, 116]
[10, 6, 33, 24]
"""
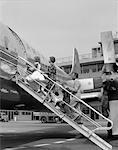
[0, 121, 118, 150]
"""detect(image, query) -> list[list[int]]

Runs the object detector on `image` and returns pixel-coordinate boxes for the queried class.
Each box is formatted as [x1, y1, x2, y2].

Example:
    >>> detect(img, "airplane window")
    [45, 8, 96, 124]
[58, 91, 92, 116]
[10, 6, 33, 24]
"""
[22, 112, 25, 115]
[14, 111, 19, 115]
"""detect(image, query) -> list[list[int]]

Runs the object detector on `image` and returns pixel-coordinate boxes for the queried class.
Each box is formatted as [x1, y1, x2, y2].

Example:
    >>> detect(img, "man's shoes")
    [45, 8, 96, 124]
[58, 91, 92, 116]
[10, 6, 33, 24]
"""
[74, 115, 83, 124]
[75, 118, 83, 124]
[76, 121, 83, 124]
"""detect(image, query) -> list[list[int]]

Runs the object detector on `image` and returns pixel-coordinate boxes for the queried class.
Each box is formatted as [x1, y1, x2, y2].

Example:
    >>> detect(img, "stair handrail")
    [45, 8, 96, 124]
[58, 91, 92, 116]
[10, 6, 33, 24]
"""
[18, 56, 113, 131]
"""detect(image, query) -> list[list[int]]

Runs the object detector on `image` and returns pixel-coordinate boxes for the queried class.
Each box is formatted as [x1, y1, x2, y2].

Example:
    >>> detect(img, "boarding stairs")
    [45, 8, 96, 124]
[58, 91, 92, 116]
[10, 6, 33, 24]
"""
[0, 49, 113, 150]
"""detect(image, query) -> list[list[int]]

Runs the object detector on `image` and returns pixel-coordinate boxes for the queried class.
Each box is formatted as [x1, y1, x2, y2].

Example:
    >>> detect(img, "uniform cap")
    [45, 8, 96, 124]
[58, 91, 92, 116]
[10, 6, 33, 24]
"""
[34, 56, 40, 63]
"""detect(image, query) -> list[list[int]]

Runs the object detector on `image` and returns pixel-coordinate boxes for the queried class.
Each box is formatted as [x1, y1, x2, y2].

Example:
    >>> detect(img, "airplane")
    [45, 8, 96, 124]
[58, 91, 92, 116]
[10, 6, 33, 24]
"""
[1, 22, 116, 149]
[0, 21, 102, 110]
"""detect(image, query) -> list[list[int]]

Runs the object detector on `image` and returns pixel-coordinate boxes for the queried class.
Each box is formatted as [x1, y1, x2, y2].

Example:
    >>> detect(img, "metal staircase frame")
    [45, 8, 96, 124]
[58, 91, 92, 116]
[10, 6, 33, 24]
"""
[17, 79, 112, 150]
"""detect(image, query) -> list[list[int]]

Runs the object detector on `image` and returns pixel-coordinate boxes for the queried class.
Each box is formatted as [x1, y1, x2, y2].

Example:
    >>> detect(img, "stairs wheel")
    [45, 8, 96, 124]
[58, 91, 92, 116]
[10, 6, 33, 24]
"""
[41, 116, 47, 123]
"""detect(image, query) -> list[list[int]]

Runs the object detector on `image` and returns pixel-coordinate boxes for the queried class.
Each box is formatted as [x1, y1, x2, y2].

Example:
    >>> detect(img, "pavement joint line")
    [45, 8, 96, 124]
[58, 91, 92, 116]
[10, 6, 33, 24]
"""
[33, 143, 51, 147]
[33, 138, 76, 147]
[66, 138, 76, 141]
[7, 130, 16, 132]
[4, 138, 77, 150]
[3, 147, 26, 150]
[53, 140, 66, 144]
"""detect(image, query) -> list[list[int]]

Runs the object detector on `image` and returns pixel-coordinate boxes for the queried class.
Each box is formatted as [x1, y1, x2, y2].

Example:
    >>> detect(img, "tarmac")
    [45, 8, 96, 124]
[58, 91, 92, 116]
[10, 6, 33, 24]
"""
[1, 121, 118, 150]
[0, 120, 108, 134]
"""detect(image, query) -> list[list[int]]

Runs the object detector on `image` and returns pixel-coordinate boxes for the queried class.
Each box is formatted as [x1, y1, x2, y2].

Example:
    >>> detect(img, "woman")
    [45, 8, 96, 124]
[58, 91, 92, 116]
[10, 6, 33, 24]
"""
[24, 57, 47, 93]
[25, 56, 45, 82]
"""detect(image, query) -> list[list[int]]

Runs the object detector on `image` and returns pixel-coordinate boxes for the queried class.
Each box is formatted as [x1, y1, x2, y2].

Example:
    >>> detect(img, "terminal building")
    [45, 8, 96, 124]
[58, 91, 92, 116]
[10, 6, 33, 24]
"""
[0, 38, 118, 122]
[55, 38, 118, 120]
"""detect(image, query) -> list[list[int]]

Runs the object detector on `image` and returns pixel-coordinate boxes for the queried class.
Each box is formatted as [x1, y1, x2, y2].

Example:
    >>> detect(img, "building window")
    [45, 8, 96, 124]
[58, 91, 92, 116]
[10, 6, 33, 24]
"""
[22, 112, 25, 115]
[26, 112, 31, 115]
[89, 64, 97, 72]
[82, 65, 89, 73]
[95, 113, 99, 119]
[22, 111, 31, 115]
[64, 67, 71, 73]
[98, 63, 103, 71]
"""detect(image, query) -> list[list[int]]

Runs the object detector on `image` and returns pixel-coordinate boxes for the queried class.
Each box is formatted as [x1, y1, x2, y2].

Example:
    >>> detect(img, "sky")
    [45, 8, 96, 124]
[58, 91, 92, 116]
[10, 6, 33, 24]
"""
[0, 0, 117, 58]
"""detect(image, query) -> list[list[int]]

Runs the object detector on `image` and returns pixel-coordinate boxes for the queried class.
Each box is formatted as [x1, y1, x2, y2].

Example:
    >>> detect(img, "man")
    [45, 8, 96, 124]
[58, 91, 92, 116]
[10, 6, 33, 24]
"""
[44, 56, 57, 102]
[61, 87, 74, 118]
[66, 73, 82, 123]
[101, 63, 118, 118]
[46, 56, 56, 91]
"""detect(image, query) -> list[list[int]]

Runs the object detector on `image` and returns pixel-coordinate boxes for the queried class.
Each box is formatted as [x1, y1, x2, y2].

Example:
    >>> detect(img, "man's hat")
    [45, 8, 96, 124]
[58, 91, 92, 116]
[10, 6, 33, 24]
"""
[49, 56, 56, 63]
